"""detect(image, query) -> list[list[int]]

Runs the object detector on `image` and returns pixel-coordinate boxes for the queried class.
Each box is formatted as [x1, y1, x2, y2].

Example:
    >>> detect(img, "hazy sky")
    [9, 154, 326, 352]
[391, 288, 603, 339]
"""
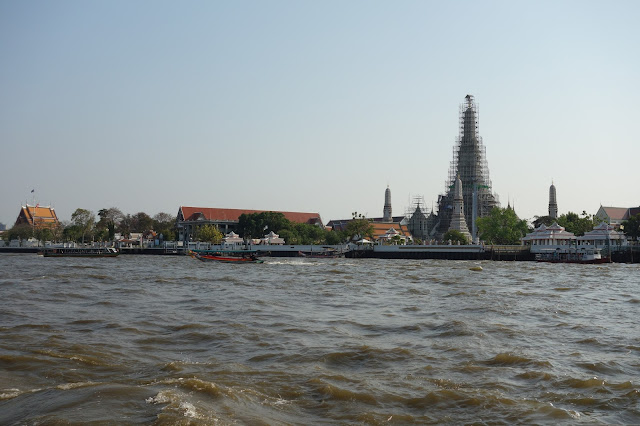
[1, 0, 639, 226]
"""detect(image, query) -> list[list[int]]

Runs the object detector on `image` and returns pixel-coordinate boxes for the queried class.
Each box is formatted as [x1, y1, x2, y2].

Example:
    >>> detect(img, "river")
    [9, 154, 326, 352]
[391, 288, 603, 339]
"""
[0, 254, 638, 424]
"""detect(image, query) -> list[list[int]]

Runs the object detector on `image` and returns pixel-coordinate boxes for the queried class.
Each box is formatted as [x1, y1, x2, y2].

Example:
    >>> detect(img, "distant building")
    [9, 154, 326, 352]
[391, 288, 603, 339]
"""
[578, 222, 627, 249]
[176, 206, 323, 242]
[407, 202, 437, 242]
[326, 185, 412, 243]
[595, 206, 640, 228]
[0, 222, 6, 231]
[383, 186, 392, 222]
[548, 182, 558, 219]
[15, 205, 60, 229]
[370, 222, 412, 242]
[447, 175, 471, 242]
[521, 222, 576, 253]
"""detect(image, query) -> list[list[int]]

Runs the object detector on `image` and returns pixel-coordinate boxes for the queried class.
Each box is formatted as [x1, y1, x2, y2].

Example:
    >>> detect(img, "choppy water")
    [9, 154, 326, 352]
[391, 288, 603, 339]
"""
[0, 254, 639, 424]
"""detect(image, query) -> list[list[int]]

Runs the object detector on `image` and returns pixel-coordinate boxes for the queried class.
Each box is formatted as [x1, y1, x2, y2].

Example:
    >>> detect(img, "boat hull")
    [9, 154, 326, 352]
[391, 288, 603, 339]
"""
[189, 250, 264, 263]
[536, 258, 609, 264]
[40, 248, 119, 257]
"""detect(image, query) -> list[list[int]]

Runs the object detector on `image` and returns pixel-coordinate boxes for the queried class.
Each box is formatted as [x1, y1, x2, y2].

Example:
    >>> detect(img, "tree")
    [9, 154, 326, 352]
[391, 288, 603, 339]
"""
[476, 207, 530, 245]
[621, 213, 640, 241]
[34, 227, 54, 243]
[443, 229, 468, 245]
[118, 214, 133, 236]
[294, 222, 326, 245]
[324, 230, 346, 245]
[345, 212, 374, 241]
[130, 212, 154, 233]
[153, 212, 176, 241]
[195, 224, 223, 243]
[6, 224, 33, 241]
[237, 212, 292, 239]
[532, 215, 556, 228]
[557, 211, 596, 236]
[63, 224, 83, 242]
[96, 207, 125, 240]
[71, 208, 95, 243]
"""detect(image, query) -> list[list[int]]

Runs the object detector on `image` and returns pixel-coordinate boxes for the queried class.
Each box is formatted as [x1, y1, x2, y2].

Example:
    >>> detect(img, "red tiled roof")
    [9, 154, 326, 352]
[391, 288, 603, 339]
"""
[179, 207, 321, 224]
[601, 207, 629, 221]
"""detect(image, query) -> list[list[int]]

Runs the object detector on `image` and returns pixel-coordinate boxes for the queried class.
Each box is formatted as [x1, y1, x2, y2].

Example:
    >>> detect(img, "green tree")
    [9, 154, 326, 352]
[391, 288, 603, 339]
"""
[237, 212, 292, 239]
[96, 207, 125, 240]
[277, 228, 297, 244]
[34, 227, 54, 243]
[476, 207, 530, 244]
[345, 212, 374, 241]
[324, 230, 346, 245]
[195, 224, 223, 243]
[532, 215, 556, 228]
[621, 213, 640, 241]
[63, 224, 83, 242]
[6, 224, 34, 241]
[294, 222, 326, 245]
[443, 229, 469, 245]
[153, 212, 176, 241]
[71, 208, 95, 243]
[130, 212, 154, 233]
[557, 211, 597, 236]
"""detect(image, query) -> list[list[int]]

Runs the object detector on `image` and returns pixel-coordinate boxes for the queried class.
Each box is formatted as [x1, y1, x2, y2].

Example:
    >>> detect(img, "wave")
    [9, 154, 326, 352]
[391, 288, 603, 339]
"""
[484, 353, 552, 368]
[320, 345, 413, 369]
[310, 381, 378, 405]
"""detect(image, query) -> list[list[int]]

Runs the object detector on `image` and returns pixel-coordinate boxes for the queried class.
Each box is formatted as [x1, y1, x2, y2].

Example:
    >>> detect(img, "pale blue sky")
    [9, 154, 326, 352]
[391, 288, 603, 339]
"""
[1, 0, 639, 226]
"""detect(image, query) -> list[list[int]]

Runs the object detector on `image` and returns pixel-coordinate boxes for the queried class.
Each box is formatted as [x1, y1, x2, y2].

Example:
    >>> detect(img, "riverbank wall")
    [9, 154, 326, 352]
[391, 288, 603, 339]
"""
[1, 245, 638, 262]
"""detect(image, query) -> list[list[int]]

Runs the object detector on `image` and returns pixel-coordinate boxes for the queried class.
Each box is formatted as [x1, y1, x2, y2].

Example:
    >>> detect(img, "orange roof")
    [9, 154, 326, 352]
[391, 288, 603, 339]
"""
[179, 207, 321, 225]
[370, 222, 412, 239]
[15, 205, 59, 228]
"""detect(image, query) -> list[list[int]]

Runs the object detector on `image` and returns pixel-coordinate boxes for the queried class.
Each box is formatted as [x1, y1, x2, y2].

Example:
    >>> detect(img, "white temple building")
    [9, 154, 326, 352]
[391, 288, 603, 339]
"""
[577, 222, 627, 249]
[521, 222, 576, 253]
[259, 231, 285, 245]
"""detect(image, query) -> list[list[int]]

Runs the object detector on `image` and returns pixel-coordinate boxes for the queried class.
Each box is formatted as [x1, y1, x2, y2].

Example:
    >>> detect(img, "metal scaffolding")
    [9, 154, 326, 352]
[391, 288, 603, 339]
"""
[436, 95, 499, 239]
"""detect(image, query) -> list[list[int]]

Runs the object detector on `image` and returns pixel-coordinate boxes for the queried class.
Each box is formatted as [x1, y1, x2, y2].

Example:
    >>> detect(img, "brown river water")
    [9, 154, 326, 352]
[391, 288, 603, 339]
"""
[0, 253, 639, 424]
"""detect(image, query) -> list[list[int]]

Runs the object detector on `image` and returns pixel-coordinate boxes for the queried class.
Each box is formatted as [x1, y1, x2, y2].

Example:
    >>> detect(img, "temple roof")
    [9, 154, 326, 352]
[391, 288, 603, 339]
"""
[15, 205, 59, 228]
[521, 222, 575, 241]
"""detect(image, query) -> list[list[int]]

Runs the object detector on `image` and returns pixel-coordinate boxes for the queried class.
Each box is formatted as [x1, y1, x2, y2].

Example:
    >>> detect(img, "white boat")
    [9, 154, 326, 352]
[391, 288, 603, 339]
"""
[535, 247, 608, 264]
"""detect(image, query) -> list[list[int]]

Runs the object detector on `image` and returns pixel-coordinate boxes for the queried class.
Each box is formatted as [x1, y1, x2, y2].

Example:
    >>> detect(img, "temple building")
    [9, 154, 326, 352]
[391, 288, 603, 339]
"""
[521, 222, 576, 253]
[406, 198, 437, 242]
[548, 182, 558, 219]
[434, 95, 499, 240]
[577, 222, 627, 249]
[447, 175, 471, 242]
[15, 205, 60, 229]
[595, 206, 640, 228]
